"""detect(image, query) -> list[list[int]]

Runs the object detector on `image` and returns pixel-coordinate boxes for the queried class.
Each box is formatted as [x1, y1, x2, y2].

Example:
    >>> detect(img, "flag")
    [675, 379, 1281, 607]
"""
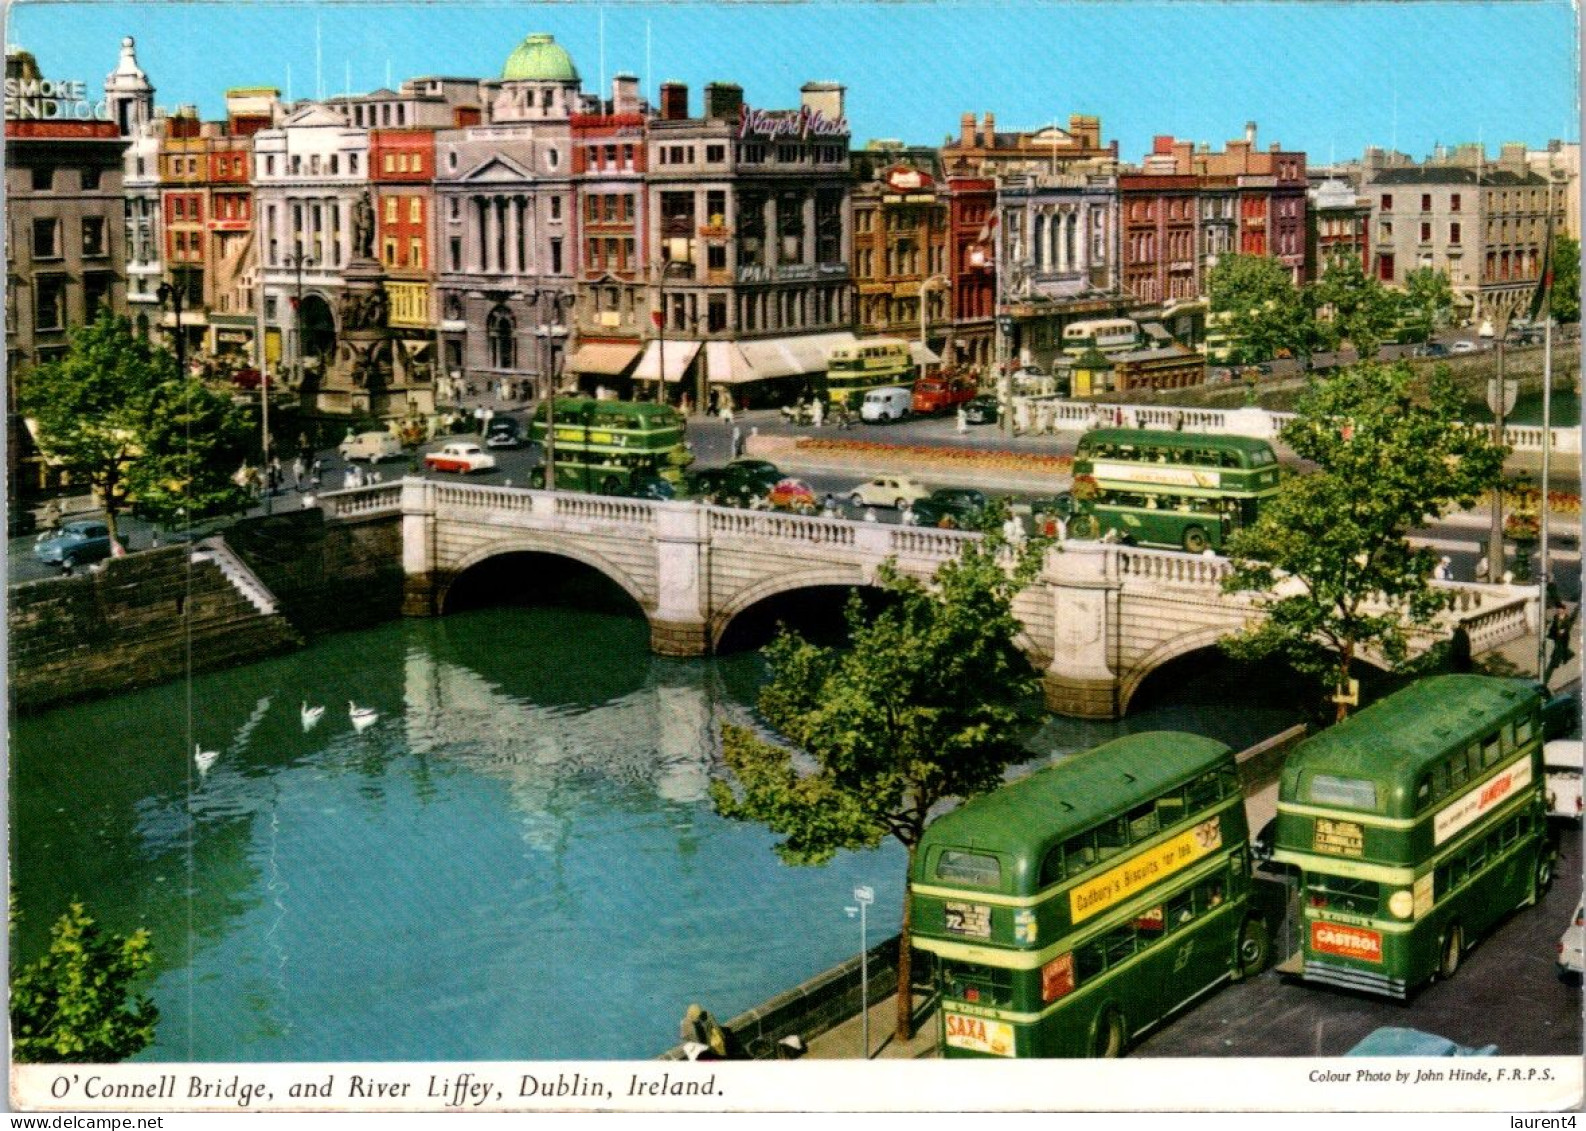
[1527, 204, 1556, 324]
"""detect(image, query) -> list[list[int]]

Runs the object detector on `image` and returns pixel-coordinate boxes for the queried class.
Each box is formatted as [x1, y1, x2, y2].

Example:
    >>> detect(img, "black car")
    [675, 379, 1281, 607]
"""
[962, 395, 1000, 425]
[911, 487, 988, 529]
[626, 475, 680, 501]
[1418, 341, 1451, 358]
[485, 417, 523, 449]
[685, 460, 782, 507]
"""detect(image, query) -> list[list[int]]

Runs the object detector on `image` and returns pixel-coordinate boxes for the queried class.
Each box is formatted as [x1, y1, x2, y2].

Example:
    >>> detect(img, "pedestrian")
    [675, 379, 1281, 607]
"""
[812, 398, 824, 428]
[40, 498, 62, 532]
[1174, 411, 1185, 432]
[1475, 555, 1490, 581]
[1056, 515, 1068, 542]
[901, 503, 918, 526]
[822, 493, 838, 518]
[863, 506, 878, 523]
[681, 392, 693, 415]
[721, 398, 735, 425]
[708, 388, 720, 416]
[1002, 512, 1025, 545]
[293, 454, 308, 487]
[956, 405, 968, 435]
[731, 425, 744, 458]
[1434, 556, 1452, 581]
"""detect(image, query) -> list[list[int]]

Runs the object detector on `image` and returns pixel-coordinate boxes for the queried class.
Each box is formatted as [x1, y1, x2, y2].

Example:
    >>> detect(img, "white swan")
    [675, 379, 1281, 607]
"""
[194, 744, 219, 775]
[348, 701, 379, 733]
[301, 701, 325, 731]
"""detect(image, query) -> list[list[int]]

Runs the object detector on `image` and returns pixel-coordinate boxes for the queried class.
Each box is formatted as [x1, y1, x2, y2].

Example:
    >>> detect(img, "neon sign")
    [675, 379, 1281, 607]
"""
[738, 103, 848, 141]
[5, 76, 111, 122]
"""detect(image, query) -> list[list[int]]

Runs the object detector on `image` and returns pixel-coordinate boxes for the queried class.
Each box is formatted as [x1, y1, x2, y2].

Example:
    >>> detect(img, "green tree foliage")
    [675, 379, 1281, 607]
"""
[18, 311, 254, 544]
[1221, 361, 1507, 720]
[711, 522, 1045, 1040]
[1208, 253, 1311, 364]
[1549, 236, 1580, 324]
[11, 902, 158, 1062]
[1314, 253, 1406, 359]
[1403, 266, 1456, 338]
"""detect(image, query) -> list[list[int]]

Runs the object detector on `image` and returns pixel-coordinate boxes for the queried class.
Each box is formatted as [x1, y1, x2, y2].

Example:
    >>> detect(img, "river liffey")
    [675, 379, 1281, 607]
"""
[9, 606, 1299, 1062]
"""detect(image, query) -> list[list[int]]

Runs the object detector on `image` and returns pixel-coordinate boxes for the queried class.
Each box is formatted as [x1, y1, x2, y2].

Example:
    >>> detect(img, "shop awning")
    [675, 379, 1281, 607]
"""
[1140, 322, 1173, 344]
[907, 341, 940, 366]
[569, 341, 643, 377]
[736, 337, 807, 380]
[788, 331, 858, 373]
[703, 341, 756, 385]
[632, 339, 702, 383]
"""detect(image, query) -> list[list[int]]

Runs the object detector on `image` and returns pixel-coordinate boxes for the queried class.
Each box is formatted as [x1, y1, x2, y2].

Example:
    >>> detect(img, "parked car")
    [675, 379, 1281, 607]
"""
[34, 518, 116, 571]
[912, 373, 978, 415]
[423, 443, 497, 474]
[1449, 340, 1480, 354]
[911, 487, 989, 529]
[1543, 739, 1582, 822]
[686, 460, 782, 507]
[339, 430, 404, 463]
[962, 394, 1000, 425]
[485, 417, 523, 449]
[1417, 341, 1451, 358]
[1345, 1028, 1497, 1057]
[1559, 902, 1584, 984]
[626, 475, 681, 501]
[859, 386, 912, 423]
[848, 474, 931, 510]
[767, 478, 819, 515]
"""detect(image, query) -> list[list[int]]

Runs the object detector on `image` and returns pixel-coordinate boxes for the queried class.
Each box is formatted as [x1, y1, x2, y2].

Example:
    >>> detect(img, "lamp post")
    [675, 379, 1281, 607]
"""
[1486, 304, 1516, 583]
[283, 247, 316, 391]
[530, 288, 576, 491]
[155, 269, 189, 380]
[844, 884, 875, 1060]
[918, 274, 951, 383]
[654, 254, 692, 406]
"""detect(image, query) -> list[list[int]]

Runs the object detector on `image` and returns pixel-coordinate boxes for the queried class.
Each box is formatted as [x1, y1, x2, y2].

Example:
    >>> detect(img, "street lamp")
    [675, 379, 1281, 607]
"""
[1486, 306, 1517, 583]
[654, 253, 693, 406]
[918, 274, 951, 384]
[282, 247, 316, 391]
[155, 268, 190, 379]
[844, 884, 875, 1060]
[529, 288, 576, 491]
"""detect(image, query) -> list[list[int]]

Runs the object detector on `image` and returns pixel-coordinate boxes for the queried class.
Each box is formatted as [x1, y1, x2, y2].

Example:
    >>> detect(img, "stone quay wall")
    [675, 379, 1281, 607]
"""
[9, 545, 302, 713]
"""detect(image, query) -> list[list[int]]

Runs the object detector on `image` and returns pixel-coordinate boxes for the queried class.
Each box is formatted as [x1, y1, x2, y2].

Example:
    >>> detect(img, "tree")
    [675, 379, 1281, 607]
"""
[710, 518, 1045, 1043]
[1221, 361, 1507, 720]
[1314, 253, 1405, 359]
[1208, 253, 1311, 364]
[1549, 236, 1579, 325]
[11, 902, 159, 1062]
[18, 311, 254, 545]
[1403, 266, 1455, 339]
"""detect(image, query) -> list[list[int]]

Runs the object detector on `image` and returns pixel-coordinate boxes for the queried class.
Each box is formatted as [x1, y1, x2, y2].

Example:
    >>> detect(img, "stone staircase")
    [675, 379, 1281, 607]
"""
[191, 537, 278, 615]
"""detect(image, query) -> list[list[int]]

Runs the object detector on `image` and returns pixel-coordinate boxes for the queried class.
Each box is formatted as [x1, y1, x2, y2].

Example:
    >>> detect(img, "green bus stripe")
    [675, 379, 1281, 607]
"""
[1268, 852, 1414, 884]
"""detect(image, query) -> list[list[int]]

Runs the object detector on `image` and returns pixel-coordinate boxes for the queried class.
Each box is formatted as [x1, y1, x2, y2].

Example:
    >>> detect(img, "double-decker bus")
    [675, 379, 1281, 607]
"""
[825, 339, 913, 408]
[1061, 318, 1141, 358]
[911, 732, 1268, 1059]
[526, 398, 691, 493]
[1272, 675, 1556, 999]
[1063, 428, 1282, 553]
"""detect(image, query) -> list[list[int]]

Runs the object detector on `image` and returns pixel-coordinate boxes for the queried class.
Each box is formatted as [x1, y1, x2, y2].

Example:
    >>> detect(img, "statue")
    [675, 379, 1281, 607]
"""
[352, 190, 375, 259]
[367, 287, 388, 328]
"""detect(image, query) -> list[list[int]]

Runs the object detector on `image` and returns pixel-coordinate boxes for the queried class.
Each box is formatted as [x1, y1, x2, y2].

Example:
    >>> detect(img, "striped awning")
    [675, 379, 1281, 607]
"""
[632, 339, 702, 383]
[569, 341, 643, 377]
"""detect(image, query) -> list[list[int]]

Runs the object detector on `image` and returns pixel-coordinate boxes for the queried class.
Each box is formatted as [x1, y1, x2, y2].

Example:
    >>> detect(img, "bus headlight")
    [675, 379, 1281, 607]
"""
[1387, 889, 1415, 919]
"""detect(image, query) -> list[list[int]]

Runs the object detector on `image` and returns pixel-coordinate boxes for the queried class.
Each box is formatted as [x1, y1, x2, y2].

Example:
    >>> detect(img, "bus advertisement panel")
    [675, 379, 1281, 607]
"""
[911, 732, 1270, 1058]
[1272, 675, 1555, 999]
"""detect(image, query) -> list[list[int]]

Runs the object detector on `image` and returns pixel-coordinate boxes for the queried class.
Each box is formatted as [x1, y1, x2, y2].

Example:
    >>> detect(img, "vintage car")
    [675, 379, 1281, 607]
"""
[34, 518, 117, 571]
[423, 443, 497, 474]
[766, 478, 819, 515]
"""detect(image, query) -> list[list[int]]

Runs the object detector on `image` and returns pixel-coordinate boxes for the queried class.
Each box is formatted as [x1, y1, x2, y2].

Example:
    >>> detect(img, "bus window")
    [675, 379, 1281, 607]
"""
[1062, 832, 1096, 877]
[1127, 801, 1159, 841]
[1307, 773, 1377, 810]
[1482, 736, 1503, 767]
[1094, 816, 1129, 859]
[1155, 792, 1186, 828]
[1308, 875, 1379, 916]
[937, 849, 1002, 888]
[940, 960, 1013, 1007]
[1186, 771, 1223, 810]
[1166, 890, 1195, 927]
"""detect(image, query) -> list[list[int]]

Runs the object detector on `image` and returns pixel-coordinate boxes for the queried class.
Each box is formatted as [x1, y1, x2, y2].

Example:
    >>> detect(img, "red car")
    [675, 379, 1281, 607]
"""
[423, 443, 497, 474]
[766, 478, 818, 515]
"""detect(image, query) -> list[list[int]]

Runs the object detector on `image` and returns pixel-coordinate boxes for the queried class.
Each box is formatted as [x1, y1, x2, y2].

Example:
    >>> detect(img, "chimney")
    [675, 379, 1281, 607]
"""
[960, 112, 975, 148]
[982, 111, 995, 147]
[1152, 135, 1174, 156]
[612, 72, 640, 115]
[799, 81, 845, 124]
[660, 81, 688, 121]
[1172, 140, 1193, 171]
[704, 82, 743, 122]
[1245, 120, 1257, 145]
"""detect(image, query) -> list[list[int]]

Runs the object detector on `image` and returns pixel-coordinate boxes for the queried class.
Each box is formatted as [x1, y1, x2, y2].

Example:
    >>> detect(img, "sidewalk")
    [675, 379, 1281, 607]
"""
[804, 990, 940, 1060]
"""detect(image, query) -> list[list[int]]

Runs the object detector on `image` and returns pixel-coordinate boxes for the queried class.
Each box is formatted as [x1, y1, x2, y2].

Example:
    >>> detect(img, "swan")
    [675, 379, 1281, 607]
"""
[194, 744, 219, 775]
[301, 701, 325, 732]
[349, 701, 379, 733]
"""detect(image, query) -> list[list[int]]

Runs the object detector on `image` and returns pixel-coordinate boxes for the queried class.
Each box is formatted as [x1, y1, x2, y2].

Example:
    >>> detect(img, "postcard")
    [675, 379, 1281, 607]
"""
[5, 0, 1581, 1116]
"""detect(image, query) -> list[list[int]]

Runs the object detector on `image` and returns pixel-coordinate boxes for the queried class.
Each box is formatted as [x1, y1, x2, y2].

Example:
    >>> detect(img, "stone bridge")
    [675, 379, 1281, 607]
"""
[325, 479, 1539, 719]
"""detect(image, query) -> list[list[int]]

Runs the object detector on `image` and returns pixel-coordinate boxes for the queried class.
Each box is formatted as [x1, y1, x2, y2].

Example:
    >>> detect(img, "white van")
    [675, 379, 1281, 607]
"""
[860, 386, 912, 423]
[339, 430, 404, 463]
[1543, 738, 1582, 822]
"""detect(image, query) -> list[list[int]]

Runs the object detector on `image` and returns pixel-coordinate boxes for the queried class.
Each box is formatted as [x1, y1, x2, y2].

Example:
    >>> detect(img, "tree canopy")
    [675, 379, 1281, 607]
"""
[1549, 236, 1580, 325]
[1314, 253, 1406, 358]
[10, 902, 159, 1063]
[18, 311, 255, 544]
[1208, 253, 1315, 364]
[1221, 361, 1507, 719]
[711, 517, 1045, 1038]
[1402, 266, 1456, 339]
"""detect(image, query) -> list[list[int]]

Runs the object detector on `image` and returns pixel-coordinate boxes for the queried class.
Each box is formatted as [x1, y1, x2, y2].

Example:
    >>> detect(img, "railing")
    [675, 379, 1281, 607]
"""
[1458, 594, 1535, 654]
[553, 493, 656, 528]
[319, 482, 404, 519]
[708, 507, 857, 548]
[433, 482, 537, 516]
[1115, 545, 1233, 590]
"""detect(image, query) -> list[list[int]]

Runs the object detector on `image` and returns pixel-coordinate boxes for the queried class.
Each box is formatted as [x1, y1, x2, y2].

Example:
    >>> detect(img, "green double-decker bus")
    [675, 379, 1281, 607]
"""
[1064, 429, 1282, 553]
[911, 733, 1268, 1058]
[526, 398, 692, 493]
[1272, 675, 1556, 999]
[825, 338, 912, 408]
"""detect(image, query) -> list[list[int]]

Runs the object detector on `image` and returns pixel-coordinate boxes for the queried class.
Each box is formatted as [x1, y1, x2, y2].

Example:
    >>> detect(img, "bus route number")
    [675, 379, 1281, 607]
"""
[944, 901, 992, 939]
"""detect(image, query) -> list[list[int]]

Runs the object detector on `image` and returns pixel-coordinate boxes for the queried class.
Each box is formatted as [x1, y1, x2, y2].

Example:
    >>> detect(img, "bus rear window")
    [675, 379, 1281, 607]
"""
[1307, 774, 1378, 810]
[936, 850, 1002, 887]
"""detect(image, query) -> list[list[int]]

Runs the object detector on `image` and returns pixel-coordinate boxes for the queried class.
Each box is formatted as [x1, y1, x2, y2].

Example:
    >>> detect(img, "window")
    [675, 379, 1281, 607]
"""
[35, 275, 66, 330]
[385, 197, 398, 223]
[1451, 193, 1461, 213]
[487, 306, 515, 368]
[32, 218, 59, 259]
[1380, 193, 1392, 211]
[81, 216, 107, 257]
[1420, 221, 1432, 242]
[349, 154, 359, 174]
[31, 166, 52, 191]
[383, 238, 397, 266]
[384, 153, 396, 173]
[449, 236, 461, 272]
[409, 198, 422, 224]
[546, 147, 560, 170]
[935, 850, 1001, 887]
[550, 196, 561, 221]
[409, 237, 423, 269]
[1450, 222, 1462, 245]
[81, 167, 103, 191]
[1308, 774, 1377, 809]
[706, 144, 726, 164]
[1421, 194, 1432, 212]
[550, 238, 563, 275]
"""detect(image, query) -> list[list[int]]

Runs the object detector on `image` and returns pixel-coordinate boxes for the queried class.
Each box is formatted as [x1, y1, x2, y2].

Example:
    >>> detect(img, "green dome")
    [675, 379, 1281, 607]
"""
[502, 33, 579, 82]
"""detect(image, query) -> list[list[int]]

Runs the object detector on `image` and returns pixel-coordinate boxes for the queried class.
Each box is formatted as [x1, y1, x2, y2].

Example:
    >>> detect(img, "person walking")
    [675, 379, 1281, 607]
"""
[956, 405, 968, 435]
[731, 424, 744, 458]
[720, 398, 735, 425]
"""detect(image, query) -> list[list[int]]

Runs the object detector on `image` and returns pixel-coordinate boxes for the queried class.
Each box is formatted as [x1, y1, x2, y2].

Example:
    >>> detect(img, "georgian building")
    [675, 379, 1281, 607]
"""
[1364, 143, 1567, 324]
[851, 156, 951, 362]
[1307, 177, 1369, 278]
[433, 33, 582, 396]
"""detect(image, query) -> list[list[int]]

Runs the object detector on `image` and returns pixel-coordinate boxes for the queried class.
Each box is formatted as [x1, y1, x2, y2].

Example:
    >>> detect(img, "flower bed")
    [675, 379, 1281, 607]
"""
[795, 437, 1075, 475]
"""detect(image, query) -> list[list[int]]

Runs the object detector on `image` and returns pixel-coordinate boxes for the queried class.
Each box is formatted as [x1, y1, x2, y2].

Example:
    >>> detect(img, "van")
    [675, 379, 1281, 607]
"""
[1543, 738, 1582, 822]
[860, 386, 912, 423]
[339, 430, 404, 463]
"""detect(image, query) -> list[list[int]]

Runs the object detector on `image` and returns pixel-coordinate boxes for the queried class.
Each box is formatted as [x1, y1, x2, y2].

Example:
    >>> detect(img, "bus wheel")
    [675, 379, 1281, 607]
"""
[1182, 526, 1209, 554]
[529, 468, 546, 489]
[1070, 515, 1100, 540]
[1535, 853, 1555, 899]
[599, 475, 622, 496]
[1092, 1008, 1125, 1058]
[1438, 924, 1463, 980]
[1235, 917, 1269, 980]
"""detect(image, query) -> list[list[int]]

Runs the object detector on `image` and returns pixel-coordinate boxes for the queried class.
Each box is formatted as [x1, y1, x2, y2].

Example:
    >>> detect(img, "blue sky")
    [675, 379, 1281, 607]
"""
[8, 1, 1578, 163]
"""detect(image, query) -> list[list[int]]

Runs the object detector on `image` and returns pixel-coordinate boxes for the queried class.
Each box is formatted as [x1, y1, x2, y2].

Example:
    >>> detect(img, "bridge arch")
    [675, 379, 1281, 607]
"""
[439, 535, 652, 618]
[710, 565, 874, 651]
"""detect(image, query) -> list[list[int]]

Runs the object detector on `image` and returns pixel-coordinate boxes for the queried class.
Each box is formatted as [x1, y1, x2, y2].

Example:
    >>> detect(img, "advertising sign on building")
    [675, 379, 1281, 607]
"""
[5, 75, 110, 121]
